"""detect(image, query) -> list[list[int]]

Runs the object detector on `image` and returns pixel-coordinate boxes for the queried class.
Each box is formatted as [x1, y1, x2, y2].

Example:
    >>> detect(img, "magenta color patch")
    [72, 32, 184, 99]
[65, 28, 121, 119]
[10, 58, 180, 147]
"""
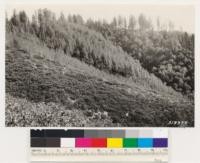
[75, 138, 92, 147]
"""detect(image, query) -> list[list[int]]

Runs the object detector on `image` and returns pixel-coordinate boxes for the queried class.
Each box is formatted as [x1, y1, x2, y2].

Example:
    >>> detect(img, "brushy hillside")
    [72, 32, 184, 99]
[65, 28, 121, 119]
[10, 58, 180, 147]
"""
[6, 94, 115, 127]
[5, 33, 194, 127]
[6, 9, 179, 95]
[86, 17, 194, 95]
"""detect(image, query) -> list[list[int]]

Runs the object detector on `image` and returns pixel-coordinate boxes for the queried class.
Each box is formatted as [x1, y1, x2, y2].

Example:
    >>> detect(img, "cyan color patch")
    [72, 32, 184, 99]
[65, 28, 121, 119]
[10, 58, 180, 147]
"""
[138, 138, 153, 148]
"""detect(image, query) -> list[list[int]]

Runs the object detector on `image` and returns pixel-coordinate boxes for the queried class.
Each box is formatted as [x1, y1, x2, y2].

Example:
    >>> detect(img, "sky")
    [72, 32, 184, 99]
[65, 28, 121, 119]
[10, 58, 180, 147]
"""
[6, 4, 195, 33]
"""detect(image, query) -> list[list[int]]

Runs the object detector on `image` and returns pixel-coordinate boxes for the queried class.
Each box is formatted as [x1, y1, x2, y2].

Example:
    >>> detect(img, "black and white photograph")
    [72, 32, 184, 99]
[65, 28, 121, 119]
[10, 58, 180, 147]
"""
[5, 4, 194, 127]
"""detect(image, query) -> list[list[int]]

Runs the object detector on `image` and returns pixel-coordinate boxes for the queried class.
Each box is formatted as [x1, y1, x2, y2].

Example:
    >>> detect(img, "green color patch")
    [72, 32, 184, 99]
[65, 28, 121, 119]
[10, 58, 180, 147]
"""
[123, 138, 138, 148]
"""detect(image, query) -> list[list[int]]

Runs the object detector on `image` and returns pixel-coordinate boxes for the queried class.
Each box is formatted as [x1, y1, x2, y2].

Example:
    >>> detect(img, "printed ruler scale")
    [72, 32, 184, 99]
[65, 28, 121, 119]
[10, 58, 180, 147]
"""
[30, 129, 168, 163]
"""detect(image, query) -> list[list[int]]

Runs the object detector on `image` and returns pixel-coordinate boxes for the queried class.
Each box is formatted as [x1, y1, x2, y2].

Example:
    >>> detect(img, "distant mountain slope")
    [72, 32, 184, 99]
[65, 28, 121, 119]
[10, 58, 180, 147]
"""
[5, 34, 194, 127]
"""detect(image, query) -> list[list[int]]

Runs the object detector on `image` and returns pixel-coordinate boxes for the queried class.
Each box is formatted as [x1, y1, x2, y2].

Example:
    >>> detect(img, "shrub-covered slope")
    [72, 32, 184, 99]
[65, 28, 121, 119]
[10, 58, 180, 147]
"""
[86, 19, 194, 95]
[5, 34, 194, 127]
[6, 9, 178, 95]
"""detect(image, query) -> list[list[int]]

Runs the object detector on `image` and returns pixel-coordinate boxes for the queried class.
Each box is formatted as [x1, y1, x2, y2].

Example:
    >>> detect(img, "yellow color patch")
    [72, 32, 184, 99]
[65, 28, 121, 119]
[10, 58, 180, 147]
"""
[107, 138, 123, 148]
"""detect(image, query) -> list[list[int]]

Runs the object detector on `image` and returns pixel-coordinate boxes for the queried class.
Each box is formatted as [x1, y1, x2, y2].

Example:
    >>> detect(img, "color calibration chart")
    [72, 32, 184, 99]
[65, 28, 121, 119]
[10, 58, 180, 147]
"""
[30, 129, 168, 162]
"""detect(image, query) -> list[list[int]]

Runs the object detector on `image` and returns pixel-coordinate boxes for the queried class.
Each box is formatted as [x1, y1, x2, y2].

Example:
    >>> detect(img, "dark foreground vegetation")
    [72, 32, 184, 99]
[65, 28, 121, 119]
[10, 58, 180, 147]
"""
[5, 9, 194, 127]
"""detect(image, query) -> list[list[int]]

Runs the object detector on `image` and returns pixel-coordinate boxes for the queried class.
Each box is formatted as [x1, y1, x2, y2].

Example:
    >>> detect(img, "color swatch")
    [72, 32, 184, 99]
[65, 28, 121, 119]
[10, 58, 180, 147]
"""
[107, 138, 123, 148]
[30, 129, 168, 163]
[31, 129, 168, 148]
[138, 138, 153, 148]
[123, 138, 138, 147]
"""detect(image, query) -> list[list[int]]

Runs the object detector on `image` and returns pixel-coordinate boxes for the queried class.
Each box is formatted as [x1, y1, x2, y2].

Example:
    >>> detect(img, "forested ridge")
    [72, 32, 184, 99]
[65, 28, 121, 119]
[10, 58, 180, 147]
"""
[5, 9, 194, 127]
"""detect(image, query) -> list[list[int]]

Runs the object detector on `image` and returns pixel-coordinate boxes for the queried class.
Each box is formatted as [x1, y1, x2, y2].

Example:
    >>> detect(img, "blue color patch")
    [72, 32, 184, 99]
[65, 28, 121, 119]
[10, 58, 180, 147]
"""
[138, 138, 153, 148]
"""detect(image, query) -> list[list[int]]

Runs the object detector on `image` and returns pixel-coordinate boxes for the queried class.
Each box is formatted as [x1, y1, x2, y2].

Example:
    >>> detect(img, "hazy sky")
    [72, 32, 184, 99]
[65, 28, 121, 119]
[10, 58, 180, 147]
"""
[6, 4, 195, 33]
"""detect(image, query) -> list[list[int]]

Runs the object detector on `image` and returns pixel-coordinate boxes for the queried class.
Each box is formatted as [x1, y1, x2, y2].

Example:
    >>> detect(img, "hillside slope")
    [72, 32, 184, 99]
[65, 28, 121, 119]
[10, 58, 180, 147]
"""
[86, 17, 194, 95]
[5, 34, 194, 127]
[6, 10, 181, 95]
